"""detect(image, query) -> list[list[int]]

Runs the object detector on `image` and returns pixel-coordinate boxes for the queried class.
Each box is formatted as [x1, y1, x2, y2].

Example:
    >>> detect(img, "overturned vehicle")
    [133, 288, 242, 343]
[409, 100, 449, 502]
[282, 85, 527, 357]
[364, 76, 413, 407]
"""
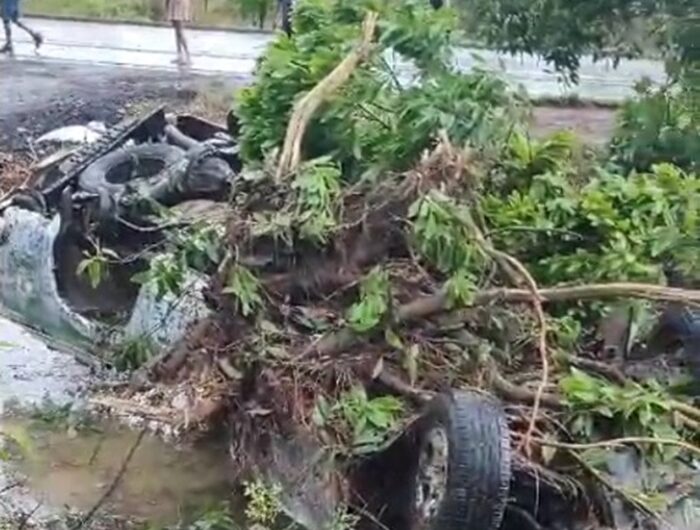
[0, 107, 239, 348]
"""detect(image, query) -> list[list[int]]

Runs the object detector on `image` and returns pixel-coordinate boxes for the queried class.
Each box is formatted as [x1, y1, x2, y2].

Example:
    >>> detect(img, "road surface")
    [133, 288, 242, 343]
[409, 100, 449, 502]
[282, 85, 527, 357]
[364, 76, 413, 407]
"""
[6, 17, 666, 102]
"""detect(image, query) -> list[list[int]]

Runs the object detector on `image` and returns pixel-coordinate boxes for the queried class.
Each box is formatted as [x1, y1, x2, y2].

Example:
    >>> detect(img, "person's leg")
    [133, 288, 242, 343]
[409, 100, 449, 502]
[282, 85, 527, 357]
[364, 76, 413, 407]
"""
[173, 20, 189, 64]
[178, 23, 190, 63]
[14, 18, 43, 49]
[1, 0, 15, 53]
[1, 18, 11, 54]
[171, 20, 183, 63]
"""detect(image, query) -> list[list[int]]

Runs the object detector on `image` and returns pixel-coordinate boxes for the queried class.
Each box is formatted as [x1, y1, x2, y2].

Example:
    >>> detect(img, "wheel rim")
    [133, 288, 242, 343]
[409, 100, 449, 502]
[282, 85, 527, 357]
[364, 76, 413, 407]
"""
[415, 426, 449, 522]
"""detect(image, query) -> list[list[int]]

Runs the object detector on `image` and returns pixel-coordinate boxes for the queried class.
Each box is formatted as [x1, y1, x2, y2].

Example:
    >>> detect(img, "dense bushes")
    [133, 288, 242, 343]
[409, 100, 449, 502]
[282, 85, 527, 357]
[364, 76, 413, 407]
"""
[235, 0, 524, 180]
[610, 82, 700, 174]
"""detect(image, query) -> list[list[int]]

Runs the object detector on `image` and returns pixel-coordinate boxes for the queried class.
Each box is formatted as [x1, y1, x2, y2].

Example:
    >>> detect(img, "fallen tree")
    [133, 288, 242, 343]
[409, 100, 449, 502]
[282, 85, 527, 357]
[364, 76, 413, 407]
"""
[93, 1, 700, 529]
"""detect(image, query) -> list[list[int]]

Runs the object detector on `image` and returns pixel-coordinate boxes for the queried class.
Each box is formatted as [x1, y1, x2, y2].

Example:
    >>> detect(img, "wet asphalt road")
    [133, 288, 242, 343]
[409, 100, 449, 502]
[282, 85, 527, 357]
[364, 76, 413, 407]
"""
[0, 16, 662, 148]
[5, 16, 666, 97]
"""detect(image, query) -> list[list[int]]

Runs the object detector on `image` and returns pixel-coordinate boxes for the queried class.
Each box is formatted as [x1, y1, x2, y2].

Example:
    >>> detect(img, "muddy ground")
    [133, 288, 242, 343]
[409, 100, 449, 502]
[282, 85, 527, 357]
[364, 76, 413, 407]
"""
[0, 60, 246, 151]
[0, 59, 618, 154]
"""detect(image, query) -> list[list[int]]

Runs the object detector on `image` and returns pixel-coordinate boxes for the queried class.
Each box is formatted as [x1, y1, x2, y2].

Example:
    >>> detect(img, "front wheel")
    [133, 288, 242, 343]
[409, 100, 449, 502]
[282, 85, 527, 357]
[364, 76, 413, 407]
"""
[406, 391, 512, 530]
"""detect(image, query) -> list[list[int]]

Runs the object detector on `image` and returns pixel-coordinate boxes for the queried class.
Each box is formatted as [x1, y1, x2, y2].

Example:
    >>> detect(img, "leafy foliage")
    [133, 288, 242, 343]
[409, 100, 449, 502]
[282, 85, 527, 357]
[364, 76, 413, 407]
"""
[223, 263, 264, 317]
[328, 508, 360, 530]
[561, 368, 683, 461]
[223, 2, 700, 521]
[610, 81, 700, 174]
[110, 335, 157, 372]
[132, 252, 188, 299]
[410, 190, 484, 275]
[460, 0, 698, 82]
[504, 130, 576, 182]
[131, 223, 224, 300]
[243, 479, 282, 526]
[347, 267, 390, 333]
[169, 223, 225, 273]
[292, 157, 342, 243]
[484, 163, 700, 284]
[313, 386, 404, 455]
[77, 239, 119, 289]
[235, 0, 522, 178]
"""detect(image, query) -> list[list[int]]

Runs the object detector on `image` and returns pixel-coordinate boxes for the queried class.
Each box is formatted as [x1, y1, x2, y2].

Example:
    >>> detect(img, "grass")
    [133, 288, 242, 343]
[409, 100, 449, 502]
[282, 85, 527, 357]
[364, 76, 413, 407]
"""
[25, 0, 263, 29]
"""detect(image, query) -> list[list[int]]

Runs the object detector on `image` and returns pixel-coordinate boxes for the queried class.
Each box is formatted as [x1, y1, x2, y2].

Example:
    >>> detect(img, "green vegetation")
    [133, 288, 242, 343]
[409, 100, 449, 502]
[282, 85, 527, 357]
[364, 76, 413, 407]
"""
[217, 1, 700, 524]
[26, 0, 154, 21]
[132, 221, 224, 299]
[610, 81, 700, 173]
[42, 0, 694, 527]
[460, 0, 696, 82]
[77, 237, 119, 289]
[313, 386, 404, 455]
[110, 335, 157, 371]
[242, 479, 282, 526]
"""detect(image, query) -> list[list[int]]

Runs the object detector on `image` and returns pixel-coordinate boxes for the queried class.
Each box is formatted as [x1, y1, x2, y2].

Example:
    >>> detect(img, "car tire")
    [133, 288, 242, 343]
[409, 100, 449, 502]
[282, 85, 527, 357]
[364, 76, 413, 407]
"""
[405, 391, 512, 530]
[78, 143, 185, 198]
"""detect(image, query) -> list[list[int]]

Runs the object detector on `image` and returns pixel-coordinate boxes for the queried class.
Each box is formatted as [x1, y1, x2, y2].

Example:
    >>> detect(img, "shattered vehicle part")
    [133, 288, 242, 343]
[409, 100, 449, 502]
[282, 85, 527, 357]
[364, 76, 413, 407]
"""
[399, 392, 511, 530]
[605, 448, 700, 529]
[646, 304, 700, 381]
[141, 143, 235, 207]
[0, 316, 91, 414]
[124, 272, 211, 348]
[35, 121, 106, 146]
[41, 107, 169, 202]
[255, 434, 341, 530]
[0, 107, 237, 351]
[0, 207, 101, 343]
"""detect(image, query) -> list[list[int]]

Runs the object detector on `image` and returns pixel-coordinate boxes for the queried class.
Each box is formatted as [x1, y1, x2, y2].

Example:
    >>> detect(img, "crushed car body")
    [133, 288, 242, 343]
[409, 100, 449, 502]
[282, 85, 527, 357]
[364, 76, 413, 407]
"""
[0, 107, 238, 350]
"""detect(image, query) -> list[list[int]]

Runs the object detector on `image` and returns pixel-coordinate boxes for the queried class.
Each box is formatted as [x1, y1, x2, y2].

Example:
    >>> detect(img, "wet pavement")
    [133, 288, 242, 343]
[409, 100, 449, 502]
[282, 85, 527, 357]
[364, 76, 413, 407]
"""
[5, 17, 666, 102]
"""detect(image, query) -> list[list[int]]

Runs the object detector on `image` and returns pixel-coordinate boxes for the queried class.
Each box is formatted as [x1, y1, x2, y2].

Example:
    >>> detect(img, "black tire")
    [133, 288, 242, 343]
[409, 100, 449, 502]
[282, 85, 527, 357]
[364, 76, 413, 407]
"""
[407, 391, 512, 530]
[78, 143, 185, 198]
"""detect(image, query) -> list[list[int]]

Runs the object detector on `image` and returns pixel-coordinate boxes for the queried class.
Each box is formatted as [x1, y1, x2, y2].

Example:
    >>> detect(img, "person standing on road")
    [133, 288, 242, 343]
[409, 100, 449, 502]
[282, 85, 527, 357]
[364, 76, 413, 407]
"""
[1, 0, 43, 55]
[166, 0, 191, 66]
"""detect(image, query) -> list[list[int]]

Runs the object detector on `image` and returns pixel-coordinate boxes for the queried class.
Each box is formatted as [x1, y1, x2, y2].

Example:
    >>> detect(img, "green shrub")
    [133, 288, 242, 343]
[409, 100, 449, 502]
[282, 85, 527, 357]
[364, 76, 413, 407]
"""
[609, 81, 700, 174]
[235, 0, 523, 179]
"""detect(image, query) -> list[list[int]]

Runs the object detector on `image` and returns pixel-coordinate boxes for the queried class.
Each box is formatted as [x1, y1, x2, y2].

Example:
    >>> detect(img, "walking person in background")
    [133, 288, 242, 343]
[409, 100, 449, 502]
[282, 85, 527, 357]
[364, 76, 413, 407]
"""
[1, 0, 43, 55]
[166, 0, 191, 66]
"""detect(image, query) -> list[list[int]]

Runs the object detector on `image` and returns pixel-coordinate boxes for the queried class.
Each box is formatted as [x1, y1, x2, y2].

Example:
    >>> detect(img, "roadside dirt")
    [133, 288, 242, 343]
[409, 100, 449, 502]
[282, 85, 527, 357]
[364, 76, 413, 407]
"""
[0, 59, 619, 154]
[531, 105, 618, 145]
[0, 153, 32, 195]
[0, 59, 244, 151]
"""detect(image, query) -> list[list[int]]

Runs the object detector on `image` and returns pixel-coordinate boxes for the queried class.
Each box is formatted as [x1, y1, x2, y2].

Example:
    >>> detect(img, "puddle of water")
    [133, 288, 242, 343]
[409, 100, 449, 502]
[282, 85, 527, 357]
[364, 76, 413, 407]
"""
[0, 417, 234, 526]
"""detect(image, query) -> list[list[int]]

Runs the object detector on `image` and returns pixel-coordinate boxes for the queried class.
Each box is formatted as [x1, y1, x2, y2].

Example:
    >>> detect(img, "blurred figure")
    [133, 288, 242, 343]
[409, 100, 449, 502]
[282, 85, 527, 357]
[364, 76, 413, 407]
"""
[166, 0, 191, 65]
[1, 0, 43, 55]
[277, 0, 293, 36]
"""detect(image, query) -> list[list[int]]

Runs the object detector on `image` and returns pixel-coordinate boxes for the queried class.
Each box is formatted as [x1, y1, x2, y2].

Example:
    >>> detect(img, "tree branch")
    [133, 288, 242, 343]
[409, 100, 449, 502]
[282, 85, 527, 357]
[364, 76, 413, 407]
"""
[311, 282, 700, 359]
[275, 11, 379, 181]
